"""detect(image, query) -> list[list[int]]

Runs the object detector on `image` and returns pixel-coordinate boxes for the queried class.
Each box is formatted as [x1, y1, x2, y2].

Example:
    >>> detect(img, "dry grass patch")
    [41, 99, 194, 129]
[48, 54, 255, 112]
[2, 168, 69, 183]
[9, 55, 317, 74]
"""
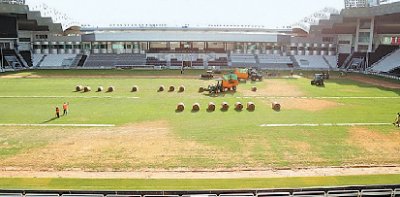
[266, 98, 341, 112]
[0, 121, 226, 171]
[347, 127, 400, 164]
[230, 136, 277, 167]
[242, 80, 304, 97]
[281, 140, 326, 166]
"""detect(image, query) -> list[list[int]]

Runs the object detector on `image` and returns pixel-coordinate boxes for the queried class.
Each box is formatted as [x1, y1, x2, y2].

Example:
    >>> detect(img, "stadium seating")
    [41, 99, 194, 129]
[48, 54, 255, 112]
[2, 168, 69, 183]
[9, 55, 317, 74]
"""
[390, 67, 400, 77]
[192, 58, 204, 67]
[208, 57, 229, 67]
[292, 191, 325, 197]
[61, 195, 104, 197]
[3, 188, 400, 197]
[219, 194, 254, 197]
[370, 48, 400, 73]
[294, 55, 331, 69]
[0, 194, 22, 197]
[84, 54, 147, 68]
[32, 54, 45, 67]
[323, 56, 337, 68]
[146, 57, 167, 66]
[143, 196, 178, 197]
[394, 188, 400, 197]
[360, 189, 393, 197]
[26, 194, 60, 197]
[37, 54, 77, 68]
[230, 53, 257, 66]
[326, 190, 359, 197]
[106, 195, 141, 197]
[256, 192, 290, 197]
[4, 56, 21, 68]
[257, 54, 294, 69]
[170, 58, 183, 67]
[258, 54, 292, 64]
[368, 45, 399, 66]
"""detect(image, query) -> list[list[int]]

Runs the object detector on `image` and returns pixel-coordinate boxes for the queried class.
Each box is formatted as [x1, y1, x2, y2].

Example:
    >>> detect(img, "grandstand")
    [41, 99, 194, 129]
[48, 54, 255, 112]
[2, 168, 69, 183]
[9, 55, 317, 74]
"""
[257, 54, 294, 69]
[33, 54, 77, 68]
[0, 0, 398, 75]
[369, 48, 400, 73]
[83, 54, 146, 68]
[230, 53, 257, 67]
[293, 55, 332, 70]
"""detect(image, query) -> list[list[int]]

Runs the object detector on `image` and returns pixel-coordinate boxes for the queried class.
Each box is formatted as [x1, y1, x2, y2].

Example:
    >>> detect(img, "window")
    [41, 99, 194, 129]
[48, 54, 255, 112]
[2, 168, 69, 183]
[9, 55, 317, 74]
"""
[322, 37, 334, 43]
[35, 35, 48, 39]
[19, 38, 30, 42]
[338, 40, 351, 45]
[358, 32, 370, 43]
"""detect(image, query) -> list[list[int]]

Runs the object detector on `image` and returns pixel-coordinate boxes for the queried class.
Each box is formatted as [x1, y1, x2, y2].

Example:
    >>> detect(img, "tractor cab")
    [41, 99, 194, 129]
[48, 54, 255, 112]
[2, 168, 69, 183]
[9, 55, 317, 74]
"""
[311, 74, 325, 86]
[201, 70, 214, 79]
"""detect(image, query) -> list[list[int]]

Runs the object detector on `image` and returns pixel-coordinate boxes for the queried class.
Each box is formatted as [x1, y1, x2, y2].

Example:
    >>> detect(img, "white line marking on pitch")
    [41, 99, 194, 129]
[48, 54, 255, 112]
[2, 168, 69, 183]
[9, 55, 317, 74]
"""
[0, 124, 115, 127]
[260, 123, 392, 127]
[240, 96, 399, 99]
[0, 96, 140, 99]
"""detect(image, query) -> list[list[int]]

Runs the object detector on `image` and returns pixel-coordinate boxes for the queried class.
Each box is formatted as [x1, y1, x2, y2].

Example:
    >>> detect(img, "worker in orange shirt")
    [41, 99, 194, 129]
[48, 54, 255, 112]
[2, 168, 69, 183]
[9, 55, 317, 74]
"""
[55, 107, 60, 118]
[63, 102, 69, 116]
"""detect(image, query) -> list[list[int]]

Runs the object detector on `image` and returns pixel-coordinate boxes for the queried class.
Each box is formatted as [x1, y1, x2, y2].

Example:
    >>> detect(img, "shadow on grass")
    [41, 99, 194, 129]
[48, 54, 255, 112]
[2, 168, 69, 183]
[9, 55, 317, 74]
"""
[41, 117, 58, 124]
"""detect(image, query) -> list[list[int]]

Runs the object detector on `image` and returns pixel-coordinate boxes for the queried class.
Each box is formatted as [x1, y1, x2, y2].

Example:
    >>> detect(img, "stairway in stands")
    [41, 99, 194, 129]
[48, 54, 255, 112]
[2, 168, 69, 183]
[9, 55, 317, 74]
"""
[36, 55, 47, 67]
[19, 51, 33, 67]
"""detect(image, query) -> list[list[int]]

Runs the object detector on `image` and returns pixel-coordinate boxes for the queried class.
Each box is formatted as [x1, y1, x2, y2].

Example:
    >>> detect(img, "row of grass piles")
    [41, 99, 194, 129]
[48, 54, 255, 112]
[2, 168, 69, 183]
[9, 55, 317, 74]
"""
[76, 85, 140, 92]
[176, 102, 255, 112]
[159, 85, 185, 93]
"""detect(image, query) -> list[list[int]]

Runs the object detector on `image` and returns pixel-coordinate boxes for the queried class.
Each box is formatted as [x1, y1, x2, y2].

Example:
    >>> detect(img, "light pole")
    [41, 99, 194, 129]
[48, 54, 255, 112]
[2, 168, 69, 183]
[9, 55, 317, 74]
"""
[0, 47, 3, 72]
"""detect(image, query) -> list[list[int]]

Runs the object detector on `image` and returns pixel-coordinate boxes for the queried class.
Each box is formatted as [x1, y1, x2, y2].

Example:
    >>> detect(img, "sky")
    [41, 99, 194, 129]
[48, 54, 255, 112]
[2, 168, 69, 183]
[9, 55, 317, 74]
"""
[26, 0, 345, 28]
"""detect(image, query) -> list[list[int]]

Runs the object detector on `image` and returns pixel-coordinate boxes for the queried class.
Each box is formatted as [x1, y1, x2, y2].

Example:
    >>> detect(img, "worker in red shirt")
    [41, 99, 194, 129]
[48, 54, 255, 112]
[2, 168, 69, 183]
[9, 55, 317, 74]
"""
[55, 107, 60, 118]
[63, 102, 69, 116]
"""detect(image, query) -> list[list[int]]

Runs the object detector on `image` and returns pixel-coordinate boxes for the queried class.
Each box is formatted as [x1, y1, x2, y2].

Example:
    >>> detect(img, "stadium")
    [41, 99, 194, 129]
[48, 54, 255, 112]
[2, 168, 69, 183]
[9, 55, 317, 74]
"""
[0, 0, 400, 196]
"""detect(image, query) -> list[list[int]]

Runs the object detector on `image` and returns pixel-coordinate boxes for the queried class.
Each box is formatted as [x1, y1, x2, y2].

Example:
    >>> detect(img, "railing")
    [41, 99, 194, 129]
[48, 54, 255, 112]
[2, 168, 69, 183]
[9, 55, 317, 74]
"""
[1, 184, 400, 197]
[367, 71, 400, 81]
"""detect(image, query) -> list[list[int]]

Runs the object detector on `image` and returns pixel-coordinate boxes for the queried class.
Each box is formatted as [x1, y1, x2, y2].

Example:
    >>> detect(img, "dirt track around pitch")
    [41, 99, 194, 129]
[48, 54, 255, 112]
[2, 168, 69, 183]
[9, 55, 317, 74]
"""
[0, 166, 400, 179]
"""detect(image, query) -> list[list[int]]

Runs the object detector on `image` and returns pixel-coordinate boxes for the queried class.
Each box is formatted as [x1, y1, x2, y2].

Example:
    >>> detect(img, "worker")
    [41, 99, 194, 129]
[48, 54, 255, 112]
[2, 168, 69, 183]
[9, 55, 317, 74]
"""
[55, 107, 60, 118]
[394, 112, 400, 127]
[63, 102, 69, 116]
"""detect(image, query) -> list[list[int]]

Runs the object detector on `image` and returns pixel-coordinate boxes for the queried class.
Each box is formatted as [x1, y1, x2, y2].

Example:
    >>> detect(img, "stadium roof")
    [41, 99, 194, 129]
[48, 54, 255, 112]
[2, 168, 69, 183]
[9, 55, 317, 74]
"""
[310, 1, 400, 34]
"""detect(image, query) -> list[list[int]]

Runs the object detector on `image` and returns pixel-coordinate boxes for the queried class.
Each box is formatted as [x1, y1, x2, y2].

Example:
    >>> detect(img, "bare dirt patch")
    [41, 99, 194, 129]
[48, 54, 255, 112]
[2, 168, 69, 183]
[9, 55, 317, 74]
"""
[1, 166, 400, 179]
[347, 127, 400, 164]
[265, 98, 341, 112]
[0, 74, 41, 79]
[346, 75, 400, 89]
[242, 80, 304, 97]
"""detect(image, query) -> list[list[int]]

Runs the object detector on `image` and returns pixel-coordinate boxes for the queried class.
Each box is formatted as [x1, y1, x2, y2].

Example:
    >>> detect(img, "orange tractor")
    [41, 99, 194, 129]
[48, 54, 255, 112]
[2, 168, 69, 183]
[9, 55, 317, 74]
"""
[200, 74, 239, 94]
[234, 68, 263, 82]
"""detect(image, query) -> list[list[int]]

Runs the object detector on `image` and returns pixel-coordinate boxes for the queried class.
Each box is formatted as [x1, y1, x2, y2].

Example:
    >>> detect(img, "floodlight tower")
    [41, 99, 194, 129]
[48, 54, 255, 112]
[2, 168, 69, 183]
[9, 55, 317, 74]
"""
[344, 0, 394, 8]
[0, 0, 25, 5]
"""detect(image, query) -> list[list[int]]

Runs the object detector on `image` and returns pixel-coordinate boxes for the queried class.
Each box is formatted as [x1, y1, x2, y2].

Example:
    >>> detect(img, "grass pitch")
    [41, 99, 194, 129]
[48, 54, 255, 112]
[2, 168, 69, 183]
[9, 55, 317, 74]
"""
[0, 70, 399, 172]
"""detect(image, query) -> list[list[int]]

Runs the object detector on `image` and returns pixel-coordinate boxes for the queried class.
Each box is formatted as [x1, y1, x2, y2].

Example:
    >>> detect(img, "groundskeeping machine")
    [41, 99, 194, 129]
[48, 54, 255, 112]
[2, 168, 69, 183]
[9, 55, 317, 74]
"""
[311, 74, 325, 86]
[234, 68, 263, 82]
[199, 74, 239, 94]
